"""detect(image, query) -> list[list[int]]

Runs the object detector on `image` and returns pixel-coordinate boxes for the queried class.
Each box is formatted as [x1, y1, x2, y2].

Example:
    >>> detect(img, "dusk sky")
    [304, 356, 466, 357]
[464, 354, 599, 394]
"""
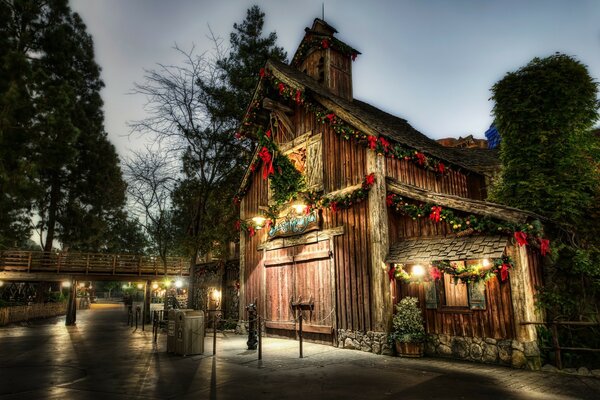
[69, 0, 600, 157]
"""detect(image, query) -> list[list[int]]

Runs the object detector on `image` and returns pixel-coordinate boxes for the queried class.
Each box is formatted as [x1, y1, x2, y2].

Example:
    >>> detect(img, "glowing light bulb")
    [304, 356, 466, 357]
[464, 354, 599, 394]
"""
[411, 264, 425, 277]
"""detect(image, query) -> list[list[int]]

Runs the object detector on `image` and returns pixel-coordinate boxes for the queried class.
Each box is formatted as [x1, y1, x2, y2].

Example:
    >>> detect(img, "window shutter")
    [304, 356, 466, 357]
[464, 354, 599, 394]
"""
[468, 281, 486, 310]
[305, 134, 323, 191]
[424, 281, 438, 309]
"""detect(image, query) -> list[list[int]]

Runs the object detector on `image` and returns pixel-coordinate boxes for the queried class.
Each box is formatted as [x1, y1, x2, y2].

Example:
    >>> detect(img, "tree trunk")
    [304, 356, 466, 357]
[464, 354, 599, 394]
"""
[43, 180, 60, 252]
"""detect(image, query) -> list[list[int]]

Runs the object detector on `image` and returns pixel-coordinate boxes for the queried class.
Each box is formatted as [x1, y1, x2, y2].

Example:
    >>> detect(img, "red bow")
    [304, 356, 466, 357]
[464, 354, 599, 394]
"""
[326, 113, 336, 122]
[321, 38, 329, 49]
[278, 82, 285, 95]
[363, 173, 375, 188]
[379, 137, 390, 152]
[258, 147, 274, 180]
[295, 90, 302, 104]
[415, 152, 426, 166]
[386, 194, 395, 207]
[429, 206, 442, 223]
[430, 267, 442, 280]
[540, 238, 550, 256]
[351, 53, 357, 61]
[234, 220, 241, 231]
[367, 136, 378, 150]
[248, 226, 256, 237]
[500, 263, 510, 281]
[265, 129, 272, 138]
[259, 68, 266, 78]
[388, 266, 396, 281]
[437, 162, 445, 174]
[514, 231, 528, 246]
[330, 201, 338, 213]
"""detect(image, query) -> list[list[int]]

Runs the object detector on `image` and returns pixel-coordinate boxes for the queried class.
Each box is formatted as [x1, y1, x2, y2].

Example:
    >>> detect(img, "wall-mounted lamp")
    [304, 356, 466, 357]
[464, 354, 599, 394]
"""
[164, 279, 172, 288]
[211, 288, 222, 309]
[411, 264, 425, 277]
[175, 279, 183, 289]
[152, 282, 159, 290]
[61, 281, 71, 288]
[482, 259, 490, 268]
[251, 216, 266, 230]
[291, 201, 307, 214]
[136, 283, 144, 290]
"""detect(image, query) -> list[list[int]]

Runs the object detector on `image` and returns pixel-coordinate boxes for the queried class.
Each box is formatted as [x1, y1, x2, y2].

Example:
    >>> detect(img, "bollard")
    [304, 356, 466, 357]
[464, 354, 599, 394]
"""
[258, 315, 262, 360]
[298, 311, 303, 358]
[213, 313, 217, 355]
[246, 302, 258, 350]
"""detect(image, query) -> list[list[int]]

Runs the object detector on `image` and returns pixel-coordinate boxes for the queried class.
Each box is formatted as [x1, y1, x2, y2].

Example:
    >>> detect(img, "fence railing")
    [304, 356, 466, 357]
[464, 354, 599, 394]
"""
[521, 321, 600, 369]
[0, 250, 189, 277]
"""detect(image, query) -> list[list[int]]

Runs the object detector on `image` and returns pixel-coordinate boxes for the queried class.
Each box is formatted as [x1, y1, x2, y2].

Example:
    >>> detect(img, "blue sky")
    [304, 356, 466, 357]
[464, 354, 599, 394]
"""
[70, 0, 600, 156]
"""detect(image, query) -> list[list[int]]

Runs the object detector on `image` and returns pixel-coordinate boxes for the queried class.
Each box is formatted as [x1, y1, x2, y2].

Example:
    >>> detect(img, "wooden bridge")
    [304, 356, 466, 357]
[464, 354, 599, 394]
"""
[0, 250, 189, 281]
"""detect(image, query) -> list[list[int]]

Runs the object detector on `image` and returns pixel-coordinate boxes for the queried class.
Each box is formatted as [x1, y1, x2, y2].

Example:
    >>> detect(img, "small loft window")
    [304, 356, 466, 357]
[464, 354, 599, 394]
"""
[317, 56, 325, 83]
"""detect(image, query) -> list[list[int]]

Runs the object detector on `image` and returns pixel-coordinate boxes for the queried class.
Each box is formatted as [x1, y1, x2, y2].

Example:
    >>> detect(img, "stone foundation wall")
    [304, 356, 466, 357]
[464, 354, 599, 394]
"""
[426, 333, 541, 370]
[337, 329, 393, 355]
[337, 329, 541, 370]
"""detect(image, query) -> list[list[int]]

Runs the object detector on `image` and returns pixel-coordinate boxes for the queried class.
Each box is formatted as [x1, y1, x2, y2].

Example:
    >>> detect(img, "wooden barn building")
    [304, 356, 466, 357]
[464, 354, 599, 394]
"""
[235, 19, 545, 369]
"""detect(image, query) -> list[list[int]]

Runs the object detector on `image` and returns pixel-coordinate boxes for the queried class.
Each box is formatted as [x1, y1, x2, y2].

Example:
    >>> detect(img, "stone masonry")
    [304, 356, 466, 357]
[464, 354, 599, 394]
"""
[337, 329, 542, 370]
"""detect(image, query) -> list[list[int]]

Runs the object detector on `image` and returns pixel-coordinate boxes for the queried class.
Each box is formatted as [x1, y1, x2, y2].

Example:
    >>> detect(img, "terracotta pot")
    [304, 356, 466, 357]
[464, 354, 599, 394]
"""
[394, 340, 424, 358]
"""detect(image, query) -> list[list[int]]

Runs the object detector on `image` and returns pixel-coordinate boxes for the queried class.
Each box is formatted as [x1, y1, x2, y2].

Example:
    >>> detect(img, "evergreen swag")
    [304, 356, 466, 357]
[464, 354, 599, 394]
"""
[235, 68, 448, 175]
[389, 255, 514, 285]
[291, 34, 359, 67]
[385, 193, 550, 254]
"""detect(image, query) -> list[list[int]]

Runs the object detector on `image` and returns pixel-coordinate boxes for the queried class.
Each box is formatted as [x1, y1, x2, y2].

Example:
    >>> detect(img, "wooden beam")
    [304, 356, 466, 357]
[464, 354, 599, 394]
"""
[265, 320, 333, 335]
[257, 226, 344, 251]
[386, 177, 539, 224]
[263, 97, 293, 114]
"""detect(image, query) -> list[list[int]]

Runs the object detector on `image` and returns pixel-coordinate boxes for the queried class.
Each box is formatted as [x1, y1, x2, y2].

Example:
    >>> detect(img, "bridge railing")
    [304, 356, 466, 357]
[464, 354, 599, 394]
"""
[0, 250, 189, 277]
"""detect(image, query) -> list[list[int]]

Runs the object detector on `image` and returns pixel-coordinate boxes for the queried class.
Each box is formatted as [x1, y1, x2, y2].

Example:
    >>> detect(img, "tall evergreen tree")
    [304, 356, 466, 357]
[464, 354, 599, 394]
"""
[0, 0, 134, 252]
[491, 54, 600, 330]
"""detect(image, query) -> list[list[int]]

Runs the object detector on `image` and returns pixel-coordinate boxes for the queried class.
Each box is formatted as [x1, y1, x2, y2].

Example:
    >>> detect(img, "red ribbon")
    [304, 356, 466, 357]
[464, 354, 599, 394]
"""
[321, 38, 329, 49]
[500, 263, 510, 281]
[514, 231, 528, 246]
[326, 113, 336, 122]
[430, 267, 442, 280]
[386, 194, 395, 207]
[295, 90, 302, 104]
[258, 147, 274, 180]
[540, 238, 550, 256]
[379, 137, 390, 152]
[437, 162, 445, 174]
[259, 68, 266, 78]
[415, 152, 426, 166]
[367, 136, 377, 150]
[364, 173, 375, 188]
[278, 82, 285, 95]
[330, 201, 338, 213]
[388, 266, 396, 281]
[429, 206, 442, 223]
[248, 226, 256, 237]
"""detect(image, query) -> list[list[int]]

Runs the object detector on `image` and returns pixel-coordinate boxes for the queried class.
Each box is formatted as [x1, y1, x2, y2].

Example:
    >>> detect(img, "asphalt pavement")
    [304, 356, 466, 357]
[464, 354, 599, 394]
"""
[0, 304, 598, 399]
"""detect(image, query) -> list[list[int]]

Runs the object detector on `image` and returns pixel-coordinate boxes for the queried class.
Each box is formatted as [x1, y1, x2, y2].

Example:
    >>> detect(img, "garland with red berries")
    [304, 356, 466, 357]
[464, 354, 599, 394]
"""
[291, 34, 359, 67]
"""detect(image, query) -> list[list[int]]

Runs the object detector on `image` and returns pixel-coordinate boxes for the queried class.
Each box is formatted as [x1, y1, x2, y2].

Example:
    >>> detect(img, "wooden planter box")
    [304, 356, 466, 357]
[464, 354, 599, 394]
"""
[395, 341, 424, 358]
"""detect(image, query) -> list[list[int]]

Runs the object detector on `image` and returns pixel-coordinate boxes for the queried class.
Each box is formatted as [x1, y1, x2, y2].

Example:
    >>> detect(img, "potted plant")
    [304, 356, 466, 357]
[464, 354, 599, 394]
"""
[389, 297, 426, 357]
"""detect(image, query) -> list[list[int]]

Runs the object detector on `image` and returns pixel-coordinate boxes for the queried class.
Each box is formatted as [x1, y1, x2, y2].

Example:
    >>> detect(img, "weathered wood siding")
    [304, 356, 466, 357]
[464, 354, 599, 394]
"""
[397, 278, 516, 339]
[385, 157, 486, 200]
[241, 105, 373, 335]
[299, 48, 352, 100]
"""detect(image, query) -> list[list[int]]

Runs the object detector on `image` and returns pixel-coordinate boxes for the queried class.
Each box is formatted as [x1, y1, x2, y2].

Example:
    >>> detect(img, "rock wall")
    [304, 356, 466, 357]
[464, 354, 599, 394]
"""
[426, 333, 541, 370]
[337, 329, 541, 370]
[0, 302, 67, 326]
[337, 329, 393, 355]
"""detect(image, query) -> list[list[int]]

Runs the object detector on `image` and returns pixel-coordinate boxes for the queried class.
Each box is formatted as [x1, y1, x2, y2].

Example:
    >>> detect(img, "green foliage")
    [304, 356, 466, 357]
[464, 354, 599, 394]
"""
[490, 53, 599, 230]
[389, 297, 426, 343]
[0, 0, 133, 252]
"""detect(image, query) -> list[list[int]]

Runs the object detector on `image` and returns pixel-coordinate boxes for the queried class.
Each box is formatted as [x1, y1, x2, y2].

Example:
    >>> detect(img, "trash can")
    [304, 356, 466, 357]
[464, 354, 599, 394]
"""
[180, 310, 205, 356]
[174, 309, 194, 355]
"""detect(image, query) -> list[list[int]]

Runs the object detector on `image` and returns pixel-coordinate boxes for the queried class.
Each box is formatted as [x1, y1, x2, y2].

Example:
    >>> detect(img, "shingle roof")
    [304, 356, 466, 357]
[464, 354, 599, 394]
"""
[385, 235, 508, 263]
[267, 60, 499, 176]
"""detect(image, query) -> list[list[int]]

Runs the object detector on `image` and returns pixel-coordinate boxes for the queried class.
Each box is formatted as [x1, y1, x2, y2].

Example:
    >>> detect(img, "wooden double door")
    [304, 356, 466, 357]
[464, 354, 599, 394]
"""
[263, 240, 335, 343]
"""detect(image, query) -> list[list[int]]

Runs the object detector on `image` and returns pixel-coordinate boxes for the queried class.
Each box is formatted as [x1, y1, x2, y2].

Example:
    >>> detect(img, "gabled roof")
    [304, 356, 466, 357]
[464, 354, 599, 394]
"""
[386, 235, 508, 263]
[266, 59, 498, 176]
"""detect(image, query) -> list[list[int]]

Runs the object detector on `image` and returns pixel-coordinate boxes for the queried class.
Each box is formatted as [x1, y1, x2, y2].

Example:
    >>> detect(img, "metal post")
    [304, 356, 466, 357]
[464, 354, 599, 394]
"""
[258, 315, 262, 360]
[298, 310, 303, 359]
[65, 278, 77, 326]
[551, 324, 562, 369]
[213, 313, 217, 355]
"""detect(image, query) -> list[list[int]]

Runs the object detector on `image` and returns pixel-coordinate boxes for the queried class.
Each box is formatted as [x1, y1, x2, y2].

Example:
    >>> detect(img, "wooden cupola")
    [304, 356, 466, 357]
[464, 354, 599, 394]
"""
[291, 18, 360, 101]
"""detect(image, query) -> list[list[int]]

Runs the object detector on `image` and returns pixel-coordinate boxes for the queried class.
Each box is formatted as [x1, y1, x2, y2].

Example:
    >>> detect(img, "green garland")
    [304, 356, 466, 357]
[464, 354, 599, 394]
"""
[236, 68, 449, 177]
[385, 192, 544, 238]
[291, 34, 359, 67]
[390, 255, 514, 285]
[305, 173, 375, 213]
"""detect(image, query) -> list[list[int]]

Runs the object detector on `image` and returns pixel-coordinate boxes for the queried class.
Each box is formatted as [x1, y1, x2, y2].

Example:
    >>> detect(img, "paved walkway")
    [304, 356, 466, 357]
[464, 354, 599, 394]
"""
[0, 305, 598, 399]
